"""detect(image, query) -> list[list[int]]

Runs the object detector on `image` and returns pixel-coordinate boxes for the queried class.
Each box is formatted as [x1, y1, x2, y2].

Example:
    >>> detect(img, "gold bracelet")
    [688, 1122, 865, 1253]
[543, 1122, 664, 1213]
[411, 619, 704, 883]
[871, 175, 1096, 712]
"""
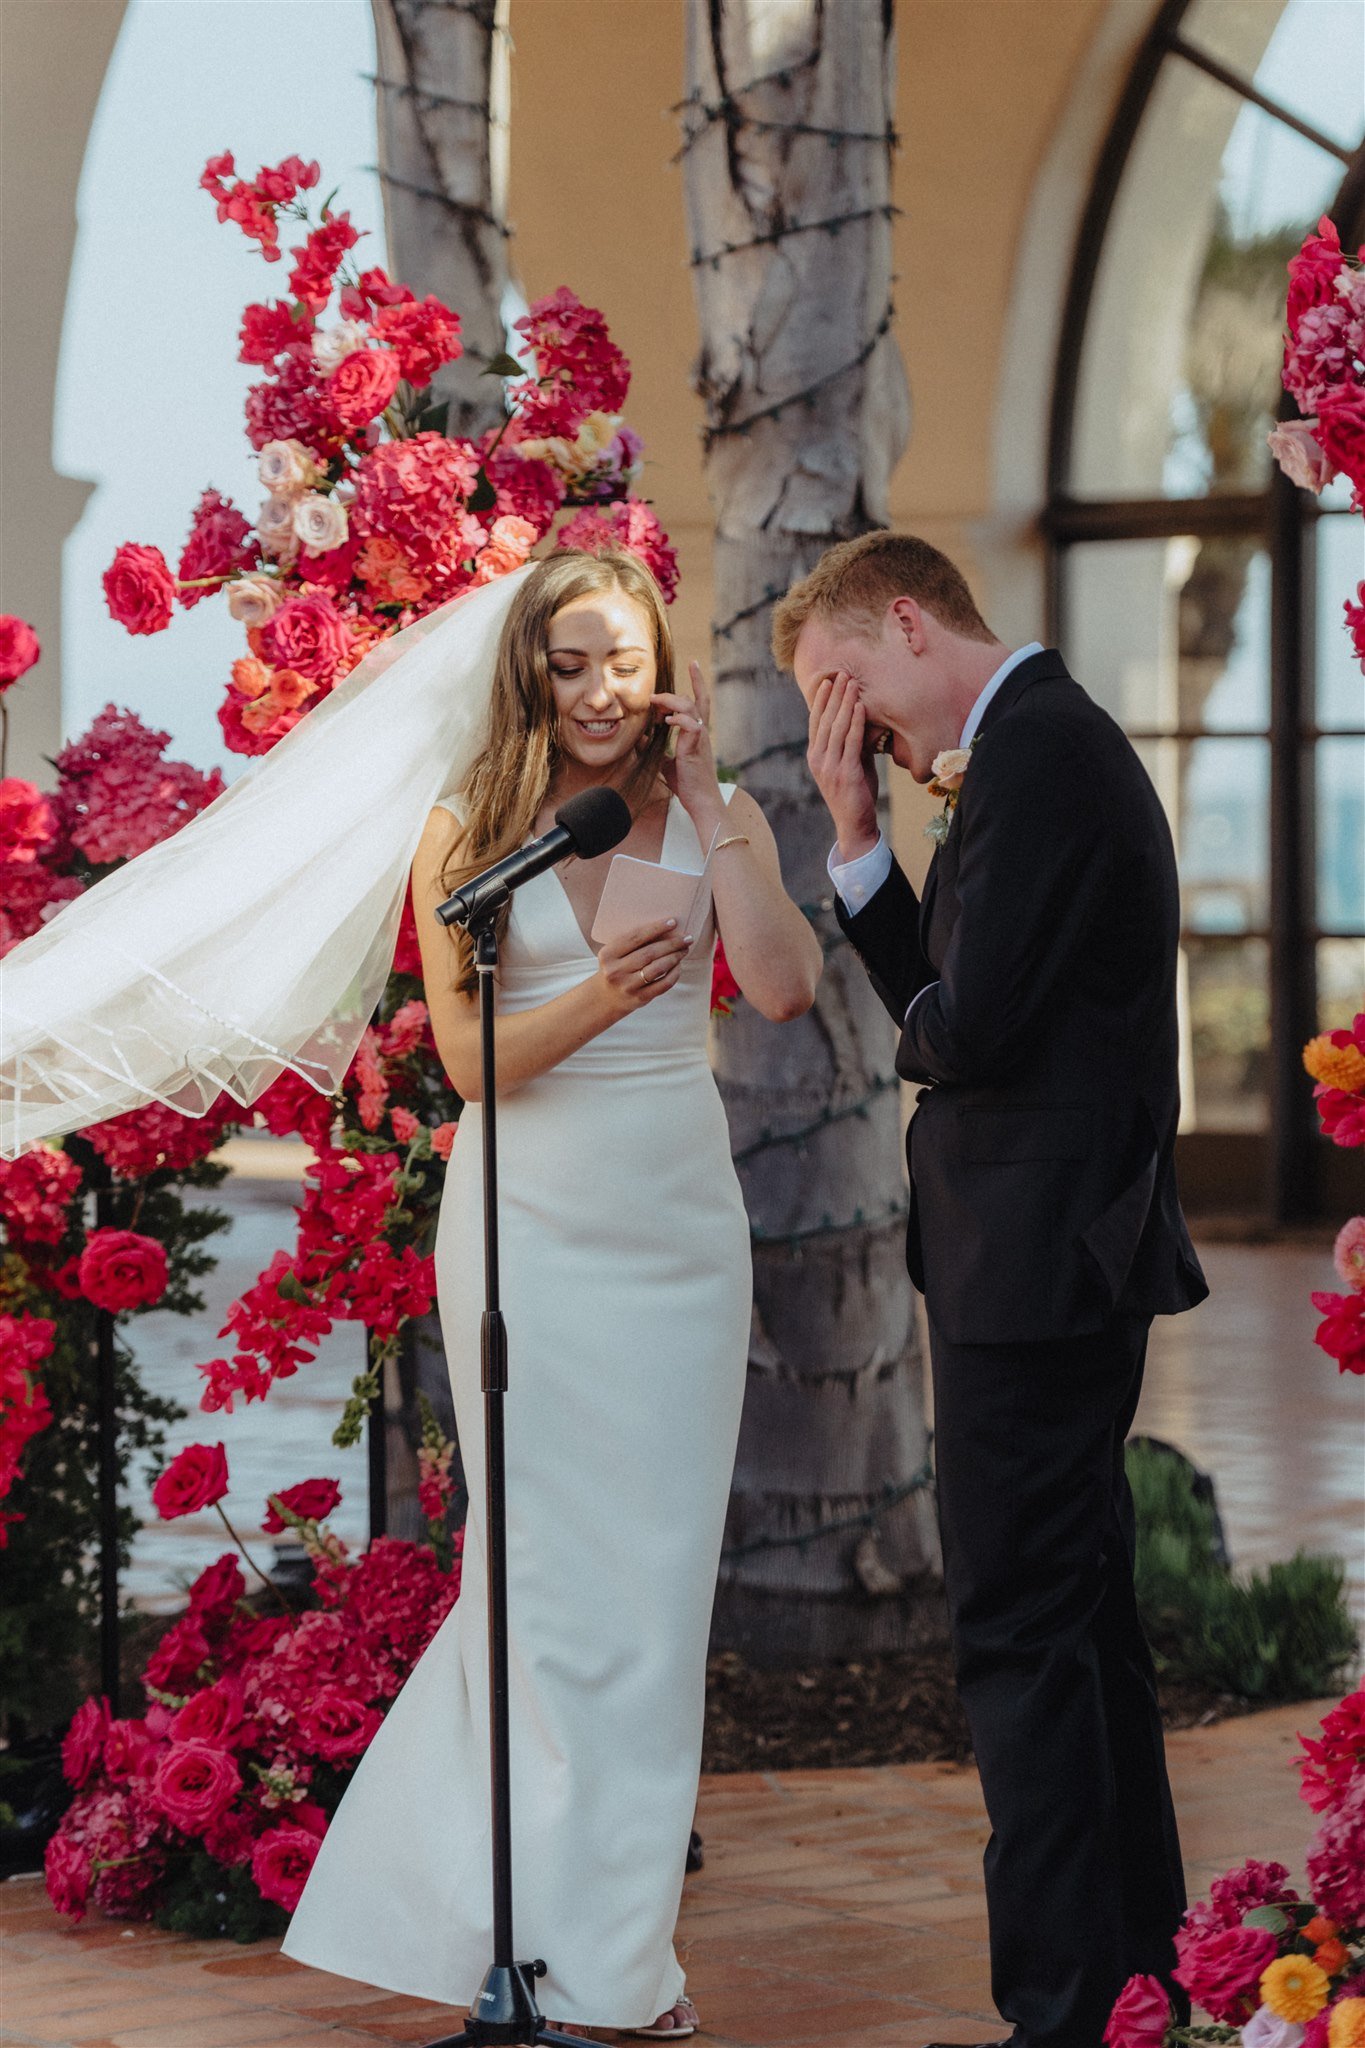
[713, 833, 750, 853]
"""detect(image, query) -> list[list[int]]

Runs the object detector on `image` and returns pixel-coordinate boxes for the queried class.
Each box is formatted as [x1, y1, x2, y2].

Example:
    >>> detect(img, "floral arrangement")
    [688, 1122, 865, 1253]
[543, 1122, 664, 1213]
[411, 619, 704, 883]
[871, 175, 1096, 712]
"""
[1104, 1691, 1365, 2046]
[42, 1445, 461, 1940]
[1267, 216, 1365, 674]
[1104, 218, 1365, 2048]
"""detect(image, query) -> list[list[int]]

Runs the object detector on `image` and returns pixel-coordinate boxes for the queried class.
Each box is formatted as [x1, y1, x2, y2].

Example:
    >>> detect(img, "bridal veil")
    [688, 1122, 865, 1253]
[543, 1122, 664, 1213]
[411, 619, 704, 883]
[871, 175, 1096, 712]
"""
[0, 568, 527, 1158]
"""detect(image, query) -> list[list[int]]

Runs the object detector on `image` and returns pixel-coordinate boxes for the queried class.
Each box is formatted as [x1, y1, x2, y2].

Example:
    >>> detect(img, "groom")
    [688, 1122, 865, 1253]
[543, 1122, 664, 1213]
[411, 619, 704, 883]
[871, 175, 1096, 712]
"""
[775, 532, 1208, 2048]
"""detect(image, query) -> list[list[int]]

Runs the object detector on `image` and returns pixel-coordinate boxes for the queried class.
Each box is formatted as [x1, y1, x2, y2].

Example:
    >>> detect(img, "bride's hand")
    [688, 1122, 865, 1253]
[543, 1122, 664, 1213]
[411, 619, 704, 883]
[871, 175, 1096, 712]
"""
[595, 919, 691, 1018]
[655, 661, 724, 830]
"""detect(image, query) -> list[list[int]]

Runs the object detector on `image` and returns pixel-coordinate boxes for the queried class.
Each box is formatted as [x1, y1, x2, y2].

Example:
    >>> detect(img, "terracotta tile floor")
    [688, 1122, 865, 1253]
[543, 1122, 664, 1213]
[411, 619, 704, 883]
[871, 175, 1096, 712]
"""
[1, 1703, 1331, 2048]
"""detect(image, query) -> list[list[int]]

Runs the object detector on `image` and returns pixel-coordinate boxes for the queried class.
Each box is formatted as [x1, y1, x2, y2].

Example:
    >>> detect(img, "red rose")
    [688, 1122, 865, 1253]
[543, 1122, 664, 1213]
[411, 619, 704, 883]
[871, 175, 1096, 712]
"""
[1105, 1974, 1171, 2048]
[251, 1823, 322, 1911]
[296, 1686, 382, 1762]
[0, 615, 40, 688]
[262, 1476, 342, 1533]
[150, 1442, 229, 1521]
[1316, 386, 1365, 496]
[102, 1717, 157, 1785]
[143, 1614, 212, 1691]
[61, 1696, 112, 1790]
[102, 542, 176, 635]
[187, 1552, 246, 1622]
[149, 1739, 241, 1834]
[44, 1830, 92, 1920]
[258, 593, 352, 684]
[170, 1679, 245, 1749]
[0, 778, 56, 865]
[322, 347, 402, 432]
[77, 1228, 169, 1312]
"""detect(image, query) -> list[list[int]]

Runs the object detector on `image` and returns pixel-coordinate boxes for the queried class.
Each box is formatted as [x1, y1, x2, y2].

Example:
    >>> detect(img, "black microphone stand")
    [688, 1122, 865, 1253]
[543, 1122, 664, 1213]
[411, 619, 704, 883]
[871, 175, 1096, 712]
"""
[424, 898, 584, 2048]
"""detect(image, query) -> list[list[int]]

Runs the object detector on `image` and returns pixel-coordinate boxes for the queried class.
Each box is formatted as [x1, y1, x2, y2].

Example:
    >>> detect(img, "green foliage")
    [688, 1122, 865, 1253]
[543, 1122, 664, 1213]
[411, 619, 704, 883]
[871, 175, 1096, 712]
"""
[1128, 1439, 1359, 1703]
[0, 1146, 233, 1734]
[153, 1850, 287, 1944]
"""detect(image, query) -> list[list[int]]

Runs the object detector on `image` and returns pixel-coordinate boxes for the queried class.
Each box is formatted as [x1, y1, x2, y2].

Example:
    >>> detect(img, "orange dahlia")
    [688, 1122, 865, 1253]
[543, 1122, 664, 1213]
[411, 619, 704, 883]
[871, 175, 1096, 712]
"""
[1303, 1033, 1365, 1093]
[1329, 2000, 1365, 2048]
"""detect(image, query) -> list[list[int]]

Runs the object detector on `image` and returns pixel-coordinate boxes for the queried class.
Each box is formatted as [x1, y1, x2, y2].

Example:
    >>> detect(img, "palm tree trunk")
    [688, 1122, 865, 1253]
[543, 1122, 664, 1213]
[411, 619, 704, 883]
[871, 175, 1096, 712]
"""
[683, 0, 941, 1662]
[370, 0, 512, 440]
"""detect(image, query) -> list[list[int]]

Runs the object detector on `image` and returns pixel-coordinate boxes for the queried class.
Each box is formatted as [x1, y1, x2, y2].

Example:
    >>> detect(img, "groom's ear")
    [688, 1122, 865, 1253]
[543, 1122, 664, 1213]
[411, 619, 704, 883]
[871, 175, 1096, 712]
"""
[888, 596, 926, 653]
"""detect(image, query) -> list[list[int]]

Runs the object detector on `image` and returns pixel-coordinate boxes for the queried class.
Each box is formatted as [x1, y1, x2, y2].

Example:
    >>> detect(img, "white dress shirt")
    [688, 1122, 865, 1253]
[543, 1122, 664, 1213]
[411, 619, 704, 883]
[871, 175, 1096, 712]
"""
[827, 642, 1044, 1017]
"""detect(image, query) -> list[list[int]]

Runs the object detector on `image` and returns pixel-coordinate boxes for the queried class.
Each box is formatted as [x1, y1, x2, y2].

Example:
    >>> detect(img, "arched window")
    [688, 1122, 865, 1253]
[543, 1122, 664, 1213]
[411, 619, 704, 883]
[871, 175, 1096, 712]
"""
[1045, 0, 1365, 1220]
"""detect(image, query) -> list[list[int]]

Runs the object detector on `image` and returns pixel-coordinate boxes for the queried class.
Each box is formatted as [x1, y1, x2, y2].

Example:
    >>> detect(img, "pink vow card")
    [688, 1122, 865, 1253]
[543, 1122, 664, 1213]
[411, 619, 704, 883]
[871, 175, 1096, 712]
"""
[589, 853, 713, 952]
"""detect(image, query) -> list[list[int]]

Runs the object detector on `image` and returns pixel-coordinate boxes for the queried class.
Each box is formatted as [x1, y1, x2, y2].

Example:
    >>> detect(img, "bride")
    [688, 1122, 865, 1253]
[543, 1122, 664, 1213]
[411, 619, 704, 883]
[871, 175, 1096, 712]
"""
[277, 548, 822, 2031]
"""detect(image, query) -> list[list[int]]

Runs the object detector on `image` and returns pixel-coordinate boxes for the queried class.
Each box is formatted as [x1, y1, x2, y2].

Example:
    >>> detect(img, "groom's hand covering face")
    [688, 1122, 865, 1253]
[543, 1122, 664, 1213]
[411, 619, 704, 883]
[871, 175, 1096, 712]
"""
[805, 671, 881, 865]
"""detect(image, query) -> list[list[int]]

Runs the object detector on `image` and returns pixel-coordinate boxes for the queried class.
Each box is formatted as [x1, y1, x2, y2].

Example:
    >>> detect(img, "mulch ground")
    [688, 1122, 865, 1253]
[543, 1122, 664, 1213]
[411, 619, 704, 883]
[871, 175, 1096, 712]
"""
[701, 1644, 1256, 1772]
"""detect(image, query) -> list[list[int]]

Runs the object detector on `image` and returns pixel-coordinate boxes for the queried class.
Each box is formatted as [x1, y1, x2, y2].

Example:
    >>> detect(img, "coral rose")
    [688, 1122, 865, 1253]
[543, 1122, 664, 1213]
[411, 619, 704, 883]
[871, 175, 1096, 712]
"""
[258, 593, 352, 683]
[0, 614, 40, 688]
[471, 514, 537, 585]
[102, 543, 176, 635]
[322, 347, 402, 432]
[432, 1122, 457, 1161]
[150, 1442, 229, 1521]
[1329, 2002, 1365, 2048]
[252, 1823, 322, 1911]
[149, 1739, 241, 1833]
[77, 1228, 169, 1312]
[262, 1476, 342, 1533]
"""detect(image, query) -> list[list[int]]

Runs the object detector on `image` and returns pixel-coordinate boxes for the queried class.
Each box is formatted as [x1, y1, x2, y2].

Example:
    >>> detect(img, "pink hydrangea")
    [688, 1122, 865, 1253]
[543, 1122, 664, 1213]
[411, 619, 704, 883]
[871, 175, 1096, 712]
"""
[556, 497, 679, 603]
[51, 705, 224, 866]
[349, 432, 483, 577]
[484, 445, 566, 538]
[0, 1146, 82, 1245]
[86, 1094, 238, 1179]
[0, 861, 83, 958]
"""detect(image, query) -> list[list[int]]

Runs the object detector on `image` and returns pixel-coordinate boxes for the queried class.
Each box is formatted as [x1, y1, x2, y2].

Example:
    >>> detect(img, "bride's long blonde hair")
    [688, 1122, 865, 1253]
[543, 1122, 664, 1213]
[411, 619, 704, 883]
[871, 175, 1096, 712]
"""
[441, 548, 674, 992]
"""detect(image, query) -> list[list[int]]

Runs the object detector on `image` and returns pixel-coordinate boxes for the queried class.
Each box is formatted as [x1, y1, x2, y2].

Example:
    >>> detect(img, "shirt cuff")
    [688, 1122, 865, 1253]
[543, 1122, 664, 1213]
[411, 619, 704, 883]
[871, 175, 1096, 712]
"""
[828, 834, 892, 913]
[904, 981, 939, 1027]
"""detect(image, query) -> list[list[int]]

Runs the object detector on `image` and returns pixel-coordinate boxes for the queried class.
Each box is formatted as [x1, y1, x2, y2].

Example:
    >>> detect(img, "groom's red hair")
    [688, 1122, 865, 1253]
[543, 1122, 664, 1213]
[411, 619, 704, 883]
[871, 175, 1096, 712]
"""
[770, 531, 994, 669]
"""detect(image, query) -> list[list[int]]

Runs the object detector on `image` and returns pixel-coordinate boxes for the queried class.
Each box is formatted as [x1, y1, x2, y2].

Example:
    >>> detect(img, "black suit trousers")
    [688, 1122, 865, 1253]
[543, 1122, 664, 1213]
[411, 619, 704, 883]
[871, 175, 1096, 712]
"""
[927, 1310, 1186, 2048]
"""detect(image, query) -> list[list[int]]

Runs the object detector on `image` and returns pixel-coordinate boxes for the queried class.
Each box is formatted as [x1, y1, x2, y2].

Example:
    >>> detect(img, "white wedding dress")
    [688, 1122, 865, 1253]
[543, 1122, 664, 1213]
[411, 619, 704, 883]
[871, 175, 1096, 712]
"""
[282, 789, 752, 2024]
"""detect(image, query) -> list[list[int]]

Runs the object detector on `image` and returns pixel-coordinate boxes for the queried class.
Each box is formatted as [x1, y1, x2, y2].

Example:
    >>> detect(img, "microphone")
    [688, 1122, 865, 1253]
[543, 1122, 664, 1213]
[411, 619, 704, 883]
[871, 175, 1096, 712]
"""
[435, 786, 632, 930]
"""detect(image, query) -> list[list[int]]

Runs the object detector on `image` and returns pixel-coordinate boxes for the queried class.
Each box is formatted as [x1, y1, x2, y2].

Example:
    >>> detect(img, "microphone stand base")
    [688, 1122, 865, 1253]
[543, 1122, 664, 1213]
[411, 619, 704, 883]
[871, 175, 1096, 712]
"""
[423, 1960, 591, 2048]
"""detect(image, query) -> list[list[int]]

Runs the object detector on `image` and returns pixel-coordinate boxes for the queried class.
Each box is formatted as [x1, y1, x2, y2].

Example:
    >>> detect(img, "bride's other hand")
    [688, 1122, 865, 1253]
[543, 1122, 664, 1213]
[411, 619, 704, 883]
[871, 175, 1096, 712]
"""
[656, 661, 725, 835]
[596, 919, 691, 1017]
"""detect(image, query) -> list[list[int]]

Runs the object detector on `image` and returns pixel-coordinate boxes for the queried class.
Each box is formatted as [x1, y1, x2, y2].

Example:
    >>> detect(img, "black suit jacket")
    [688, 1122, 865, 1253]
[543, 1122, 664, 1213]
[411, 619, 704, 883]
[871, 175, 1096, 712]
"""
[837, 649, 1208, 1345]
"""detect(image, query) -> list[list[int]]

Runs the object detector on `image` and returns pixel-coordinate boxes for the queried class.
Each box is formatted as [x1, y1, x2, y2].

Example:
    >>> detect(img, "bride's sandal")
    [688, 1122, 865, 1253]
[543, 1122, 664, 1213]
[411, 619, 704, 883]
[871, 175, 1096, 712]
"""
[628, 1998, 700, 2038]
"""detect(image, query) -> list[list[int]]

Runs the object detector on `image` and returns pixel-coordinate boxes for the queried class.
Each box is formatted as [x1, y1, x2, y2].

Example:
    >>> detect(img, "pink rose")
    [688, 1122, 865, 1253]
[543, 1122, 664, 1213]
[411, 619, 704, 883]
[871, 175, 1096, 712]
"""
[0, 778, 56, 865]
[1316, 386, 1365, 496]
[102, 1717, 157, 1785]
[102, 542, 176, 635]
[258, 593, 352, 684]
[44, 1830, 92, 1920]
[1268, 421, 1337, 494]
[251, 1822, 322, 1911]
[0, 615, 40, 688]
[149, 1739, 241, 1833]
[296, 1685, 383, 1761]
[1174, 1922, 1279, 2025]
[170, 1680, 245, 1749]
[1105, 1973, 1171, 2048]
[432, 1122, 457, 1161]
[150, 1442, 229, 1521]
[143, 1614, 212, 1691]
[61, 1696, 112, 1790]
[322, 346, 402, 432]
[77, 1228, 169, 1312]
[262, 1476, 342, 1533]
[1334, 1216, 1365, 1291]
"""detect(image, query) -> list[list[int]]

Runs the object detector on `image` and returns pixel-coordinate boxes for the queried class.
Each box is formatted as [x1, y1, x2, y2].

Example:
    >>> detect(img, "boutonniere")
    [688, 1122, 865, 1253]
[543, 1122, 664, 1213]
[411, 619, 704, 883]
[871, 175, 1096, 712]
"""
[924, 739, 977, 845]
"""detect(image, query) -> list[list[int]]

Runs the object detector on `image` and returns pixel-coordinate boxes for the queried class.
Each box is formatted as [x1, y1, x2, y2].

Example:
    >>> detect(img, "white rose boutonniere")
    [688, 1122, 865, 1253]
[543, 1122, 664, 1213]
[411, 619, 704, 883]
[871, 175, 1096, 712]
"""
[924, 741, 976, 845]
